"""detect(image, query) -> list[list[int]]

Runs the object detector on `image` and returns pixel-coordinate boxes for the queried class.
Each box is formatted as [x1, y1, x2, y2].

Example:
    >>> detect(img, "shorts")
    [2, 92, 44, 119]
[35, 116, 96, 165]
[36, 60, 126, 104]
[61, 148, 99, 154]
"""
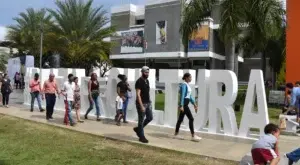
[251, 148, 278, 164]
[117, 109, 123, 114]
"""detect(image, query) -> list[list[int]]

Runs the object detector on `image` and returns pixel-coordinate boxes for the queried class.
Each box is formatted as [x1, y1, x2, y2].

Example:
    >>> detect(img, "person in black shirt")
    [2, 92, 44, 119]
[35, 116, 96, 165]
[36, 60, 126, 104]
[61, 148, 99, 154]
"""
[0, 74, 13, 107]
[133, 66, 153, 143]
[117, 74, 131, 123]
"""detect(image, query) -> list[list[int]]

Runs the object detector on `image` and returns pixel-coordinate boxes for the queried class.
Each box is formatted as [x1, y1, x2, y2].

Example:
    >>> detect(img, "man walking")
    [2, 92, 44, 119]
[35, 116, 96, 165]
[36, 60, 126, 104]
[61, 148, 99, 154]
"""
[61, 74, 76, 126]
[29, 73, 45, 112]
[133, 66, 153, 143]
[43, 73, 60, 120]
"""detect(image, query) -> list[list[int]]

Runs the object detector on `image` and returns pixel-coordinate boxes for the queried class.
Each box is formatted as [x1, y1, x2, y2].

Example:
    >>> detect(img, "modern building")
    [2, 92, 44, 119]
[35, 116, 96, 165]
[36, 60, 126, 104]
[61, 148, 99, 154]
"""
[109, 0, 279, 81]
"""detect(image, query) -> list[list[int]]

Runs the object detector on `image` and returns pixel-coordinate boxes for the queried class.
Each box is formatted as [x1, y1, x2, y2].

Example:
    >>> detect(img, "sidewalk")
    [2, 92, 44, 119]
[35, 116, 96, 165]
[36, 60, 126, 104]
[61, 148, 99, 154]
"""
[1, 105, 300, 164]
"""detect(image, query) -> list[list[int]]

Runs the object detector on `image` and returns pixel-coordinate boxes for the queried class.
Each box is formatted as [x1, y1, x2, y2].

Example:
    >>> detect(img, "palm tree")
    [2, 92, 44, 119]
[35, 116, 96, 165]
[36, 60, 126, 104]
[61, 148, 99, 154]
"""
[47, 0, 115, 74]
[219, 0, 245, 73]
[243, 0, 285, 78]
[180, 0, 245, 73]
[6, 8, 52, 60]
[180, 0, 216, 54]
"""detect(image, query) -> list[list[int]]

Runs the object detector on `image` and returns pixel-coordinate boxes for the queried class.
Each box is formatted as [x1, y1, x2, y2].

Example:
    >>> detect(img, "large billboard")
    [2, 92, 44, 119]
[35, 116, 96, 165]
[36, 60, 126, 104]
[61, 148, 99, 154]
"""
[188, 25, 209, 51]
[120, 30, 144, 53]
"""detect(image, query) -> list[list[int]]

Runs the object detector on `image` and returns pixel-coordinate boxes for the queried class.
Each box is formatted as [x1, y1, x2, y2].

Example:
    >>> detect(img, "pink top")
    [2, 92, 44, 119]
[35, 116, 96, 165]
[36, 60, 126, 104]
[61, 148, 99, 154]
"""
[29, 79, 41, 92]
[43, 80, 59, 94]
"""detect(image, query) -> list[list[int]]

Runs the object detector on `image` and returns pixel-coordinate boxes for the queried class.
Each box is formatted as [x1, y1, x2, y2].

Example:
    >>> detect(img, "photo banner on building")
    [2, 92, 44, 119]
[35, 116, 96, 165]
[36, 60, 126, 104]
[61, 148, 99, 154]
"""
[188, 25, 209, 51]
[120, 30, 144, 53]
[156, 20, 167, 44]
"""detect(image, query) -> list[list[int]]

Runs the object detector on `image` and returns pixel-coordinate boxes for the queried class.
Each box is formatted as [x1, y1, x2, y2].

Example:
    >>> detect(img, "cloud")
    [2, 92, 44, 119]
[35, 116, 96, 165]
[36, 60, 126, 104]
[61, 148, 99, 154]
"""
[0, 26, 7, 41]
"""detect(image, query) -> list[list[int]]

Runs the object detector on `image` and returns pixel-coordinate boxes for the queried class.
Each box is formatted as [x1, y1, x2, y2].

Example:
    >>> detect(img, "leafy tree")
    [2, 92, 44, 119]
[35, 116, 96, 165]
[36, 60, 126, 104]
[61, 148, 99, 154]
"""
[242, 0, 285, 78]
[6, 8, 52, 66]
[47, 0, 115, 75]
[180, 0, 216, 55]
[0, 48, 11, 72]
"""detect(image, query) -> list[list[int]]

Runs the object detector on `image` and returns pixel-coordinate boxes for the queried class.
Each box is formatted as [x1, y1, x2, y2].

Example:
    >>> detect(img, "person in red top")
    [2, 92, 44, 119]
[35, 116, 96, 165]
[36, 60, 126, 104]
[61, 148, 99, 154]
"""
[43, 73, 60, 120]
[29, 73, 44, 112]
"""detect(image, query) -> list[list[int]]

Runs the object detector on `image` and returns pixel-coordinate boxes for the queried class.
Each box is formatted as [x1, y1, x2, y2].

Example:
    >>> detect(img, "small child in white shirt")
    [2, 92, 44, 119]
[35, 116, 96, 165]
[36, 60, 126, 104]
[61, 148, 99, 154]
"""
[115, 92, 125, 126]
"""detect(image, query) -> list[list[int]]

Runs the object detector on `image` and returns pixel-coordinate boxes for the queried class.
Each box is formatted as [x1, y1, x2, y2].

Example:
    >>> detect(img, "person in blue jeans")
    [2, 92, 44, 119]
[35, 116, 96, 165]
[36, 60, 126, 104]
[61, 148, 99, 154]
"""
[61, 74, 76, 126]
[29, 73, 45, 112]
[84, 73, 101, 121]
[117, 74, 131, 123]
[286, 148, 300, 165]
[133, 66, 153, 143]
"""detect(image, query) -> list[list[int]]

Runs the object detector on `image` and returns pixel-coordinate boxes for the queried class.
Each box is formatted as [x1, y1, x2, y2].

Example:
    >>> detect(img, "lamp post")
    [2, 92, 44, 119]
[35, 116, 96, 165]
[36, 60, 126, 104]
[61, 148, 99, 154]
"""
[39, 21, 44, 70]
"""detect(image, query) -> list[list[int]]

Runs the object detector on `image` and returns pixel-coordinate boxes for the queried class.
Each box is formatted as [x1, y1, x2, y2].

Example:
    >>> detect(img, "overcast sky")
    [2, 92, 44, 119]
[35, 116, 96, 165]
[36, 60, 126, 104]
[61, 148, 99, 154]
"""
[0, 0, 145, 40]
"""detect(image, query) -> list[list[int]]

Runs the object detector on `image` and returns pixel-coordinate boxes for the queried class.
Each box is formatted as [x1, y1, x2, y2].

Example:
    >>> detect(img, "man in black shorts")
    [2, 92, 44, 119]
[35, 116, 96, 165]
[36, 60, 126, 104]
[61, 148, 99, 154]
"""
[133, 66, 153, 143]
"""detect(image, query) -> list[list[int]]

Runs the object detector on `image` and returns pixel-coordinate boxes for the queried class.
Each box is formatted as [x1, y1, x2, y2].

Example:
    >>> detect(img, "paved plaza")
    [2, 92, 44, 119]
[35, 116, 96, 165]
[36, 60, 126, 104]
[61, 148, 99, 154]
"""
[1, 90, 300, 164]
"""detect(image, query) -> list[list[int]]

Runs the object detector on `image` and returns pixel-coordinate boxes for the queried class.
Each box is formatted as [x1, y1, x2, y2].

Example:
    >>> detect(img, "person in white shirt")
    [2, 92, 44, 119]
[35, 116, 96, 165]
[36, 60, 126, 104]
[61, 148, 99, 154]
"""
[61, 74, 76, 126]
[115, 91, 125, 126]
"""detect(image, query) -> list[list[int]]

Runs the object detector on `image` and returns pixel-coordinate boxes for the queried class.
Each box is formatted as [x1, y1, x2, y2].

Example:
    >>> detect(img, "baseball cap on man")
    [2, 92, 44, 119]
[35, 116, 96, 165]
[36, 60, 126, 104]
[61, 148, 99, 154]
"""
[141, 66, 149, 73]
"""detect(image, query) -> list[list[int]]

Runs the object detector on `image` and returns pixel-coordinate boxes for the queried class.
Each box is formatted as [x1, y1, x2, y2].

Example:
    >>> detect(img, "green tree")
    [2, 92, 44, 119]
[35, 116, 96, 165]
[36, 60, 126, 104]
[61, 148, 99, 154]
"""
[0, 48, 11, 72]
[243, 0, 285, 78]
[47, 0, 115, 75]
[6, 8, 52, 65]
[180, 0, 216, 55]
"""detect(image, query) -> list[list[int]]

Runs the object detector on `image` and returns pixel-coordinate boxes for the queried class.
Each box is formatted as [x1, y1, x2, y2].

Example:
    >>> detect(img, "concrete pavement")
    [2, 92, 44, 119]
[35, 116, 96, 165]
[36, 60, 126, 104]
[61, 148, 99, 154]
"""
[2, 90, 300, 164]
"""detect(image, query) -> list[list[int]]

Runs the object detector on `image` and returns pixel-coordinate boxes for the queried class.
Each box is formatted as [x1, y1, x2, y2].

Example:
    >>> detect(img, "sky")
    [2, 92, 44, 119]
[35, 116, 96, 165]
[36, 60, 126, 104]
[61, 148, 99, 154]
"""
[0, 0, 145, 41]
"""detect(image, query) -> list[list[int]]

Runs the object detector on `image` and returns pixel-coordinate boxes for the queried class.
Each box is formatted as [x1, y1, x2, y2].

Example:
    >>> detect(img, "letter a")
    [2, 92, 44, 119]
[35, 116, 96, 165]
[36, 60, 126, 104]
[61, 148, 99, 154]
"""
[238, 70, 269, 137]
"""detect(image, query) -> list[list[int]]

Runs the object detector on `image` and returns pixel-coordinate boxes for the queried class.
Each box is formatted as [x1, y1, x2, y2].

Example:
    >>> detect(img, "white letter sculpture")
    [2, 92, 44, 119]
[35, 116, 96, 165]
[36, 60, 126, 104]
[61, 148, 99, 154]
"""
[238, 70, 269, 136]
[208, 70, 238, 135]
[195, 69, 210, 130]
[159, 69, 182, 127]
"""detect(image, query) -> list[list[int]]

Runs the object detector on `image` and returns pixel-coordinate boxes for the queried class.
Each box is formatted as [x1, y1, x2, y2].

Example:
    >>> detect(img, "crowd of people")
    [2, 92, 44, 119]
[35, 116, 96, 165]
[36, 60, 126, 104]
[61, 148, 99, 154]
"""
[25, 66, 202, 143]
[4, 67, 300, 163]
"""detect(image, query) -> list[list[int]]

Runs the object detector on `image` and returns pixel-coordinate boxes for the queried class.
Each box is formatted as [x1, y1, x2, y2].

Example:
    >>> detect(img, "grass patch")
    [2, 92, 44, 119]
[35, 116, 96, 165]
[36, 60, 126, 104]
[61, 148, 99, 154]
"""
[0, 115, 236, 165]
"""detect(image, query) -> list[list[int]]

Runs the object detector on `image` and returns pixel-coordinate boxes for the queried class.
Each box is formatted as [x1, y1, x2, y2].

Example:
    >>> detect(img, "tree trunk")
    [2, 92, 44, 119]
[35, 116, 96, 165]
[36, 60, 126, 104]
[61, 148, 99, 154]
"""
[225, 39, 235, 71]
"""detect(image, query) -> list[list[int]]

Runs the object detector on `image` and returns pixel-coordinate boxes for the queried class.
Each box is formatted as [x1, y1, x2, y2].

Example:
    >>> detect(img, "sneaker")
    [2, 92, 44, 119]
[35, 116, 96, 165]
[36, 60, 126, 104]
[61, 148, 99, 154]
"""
[30, 109, 33, 112]
[70, 123, 77, 127]
[139, 137, 149, 143]
[49, 117, 54, 121]
[116, 122, 121, 126]
[77, 120, 84, 123]
[191, 135, 202, 142]
[84, 115, 88, 119]
[5, 105, 9, 108]
[40, 109, 45, 112]
[133, 127, 140, 138]
[96, 118, 101, 121]
[173, 134, 184, 140]
[123, 121, 129, 124]
[284, 154, 294, 165]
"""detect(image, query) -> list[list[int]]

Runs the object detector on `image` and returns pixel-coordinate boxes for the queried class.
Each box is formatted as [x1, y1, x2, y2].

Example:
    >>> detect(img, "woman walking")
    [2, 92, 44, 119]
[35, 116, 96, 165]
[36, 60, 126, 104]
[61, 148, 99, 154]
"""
[84, 73, 101, 121]
[74, 77, 84, 123]
[174, 73, 201, 142]
[1, 74, 13, 107]
[117, 74, 131, 123]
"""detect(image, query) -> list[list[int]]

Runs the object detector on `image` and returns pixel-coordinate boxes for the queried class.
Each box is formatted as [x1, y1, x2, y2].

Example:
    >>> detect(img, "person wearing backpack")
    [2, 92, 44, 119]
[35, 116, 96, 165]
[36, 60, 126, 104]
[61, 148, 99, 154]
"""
[174, 73, 201, 142]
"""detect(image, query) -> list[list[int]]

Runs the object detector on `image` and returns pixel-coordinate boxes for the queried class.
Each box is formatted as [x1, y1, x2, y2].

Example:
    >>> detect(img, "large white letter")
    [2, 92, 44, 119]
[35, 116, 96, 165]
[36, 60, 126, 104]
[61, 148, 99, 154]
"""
[238, 70, 269, 137]
[194, 69, 210, 130]
[159, 69, 183, 127]
[208, 70, 238, 135]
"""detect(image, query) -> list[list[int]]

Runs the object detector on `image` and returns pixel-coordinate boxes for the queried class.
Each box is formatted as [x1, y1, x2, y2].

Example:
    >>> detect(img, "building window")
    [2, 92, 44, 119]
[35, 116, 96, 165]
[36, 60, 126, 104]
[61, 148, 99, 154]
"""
[136, 19, 145, 25]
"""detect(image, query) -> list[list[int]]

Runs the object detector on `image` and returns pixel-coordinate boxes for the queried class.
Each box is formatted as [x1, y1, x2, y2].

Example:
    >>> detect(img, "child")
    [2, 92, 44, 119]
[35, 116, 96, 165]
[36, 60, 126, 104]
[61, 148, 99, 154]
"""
[251, 123, 280, 165]
[115, 92, 124, 126]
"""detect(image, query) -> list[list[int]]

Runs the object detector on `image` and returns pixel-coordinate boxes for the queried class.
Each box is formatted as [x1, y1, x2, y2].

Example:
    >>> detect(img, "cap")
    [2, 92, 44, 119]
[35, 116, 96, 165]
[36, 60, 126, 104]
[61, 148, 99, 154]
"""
[141, 66, 149, 73]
